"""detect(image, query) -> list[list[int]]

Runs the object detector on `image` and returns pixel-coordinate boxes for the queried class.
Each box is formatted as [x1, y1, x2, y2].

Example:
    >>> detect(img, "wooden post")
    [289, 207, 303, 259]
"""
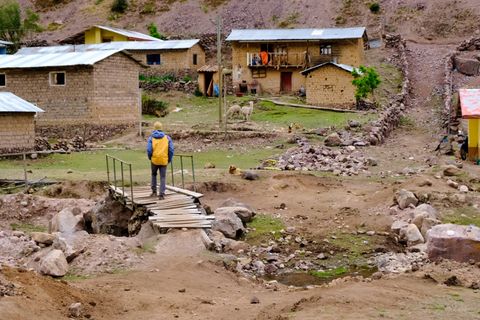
[23, 153, 28, 191]
[217, 15, 223, 127]
[139, 88, 143, 137]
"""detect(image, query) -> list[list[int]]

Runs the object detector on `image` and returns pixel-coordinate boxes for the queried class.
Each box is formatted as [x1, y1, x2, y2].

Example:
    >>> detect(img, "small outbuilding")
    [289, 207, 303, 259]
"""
[459, 88, 480, 161]
[0, 50, 145, 137]
[0, 92, 44, 154]
[300, 62, 357, 108]
[197, 65, 219, 96]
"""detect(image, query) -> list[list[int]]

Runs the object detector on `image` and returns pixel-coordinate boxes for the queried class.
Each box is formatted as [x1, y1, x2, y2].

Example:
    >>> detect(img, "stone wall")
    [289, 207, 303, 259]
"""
[362, 34, 410, 145]
[0, 113, 35, 153]
[304, 65, 356, 108]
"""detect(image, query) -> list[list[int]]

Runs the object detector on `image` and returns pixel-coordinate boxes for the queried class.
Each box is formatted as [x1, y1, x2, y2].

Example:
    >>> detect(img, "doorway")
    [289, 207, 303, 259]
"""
[204, 72, 214, 96]
[280, 72, 292, 92]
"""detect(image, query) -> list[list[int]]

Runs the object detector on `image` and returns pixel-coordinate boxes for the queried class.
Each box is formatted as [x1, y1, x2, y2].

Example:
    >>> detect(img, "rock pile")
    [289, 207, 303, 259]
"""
[36, 123, 132, 141]
[275, 139, 375, 175]
[211, 198, 255, 239]
[140, 79, 198, 94]
[35, 136, 88, 152]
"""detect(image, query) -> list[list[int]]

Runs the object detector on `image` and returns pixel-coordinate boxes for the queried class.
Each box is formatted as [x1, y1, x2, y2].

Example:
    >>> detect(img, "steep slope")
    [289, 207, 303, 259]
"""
[16, 0, 480, 44]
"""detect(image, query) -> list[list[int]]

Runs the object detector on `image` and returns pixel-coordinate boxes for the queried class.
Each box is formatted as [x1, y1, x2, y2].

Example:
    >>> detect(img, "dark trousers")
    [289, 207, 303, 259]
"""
[151, 163, 167, 195]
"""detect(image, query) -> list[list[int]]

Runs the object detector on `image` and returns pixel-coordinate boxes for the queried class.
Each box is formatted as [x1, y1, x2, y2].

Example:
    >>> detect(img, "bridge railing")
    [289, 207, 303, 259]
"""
[170, 154, 196, 191]
[106, 155, 134, 204]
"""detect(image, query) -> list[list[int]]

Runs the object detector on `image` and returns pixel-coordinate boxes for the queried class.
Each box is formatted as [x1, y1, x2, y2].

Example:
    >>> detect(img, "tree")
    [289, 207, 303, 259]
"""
[351, 65, 381, 104]
[147, 23, 166, 40]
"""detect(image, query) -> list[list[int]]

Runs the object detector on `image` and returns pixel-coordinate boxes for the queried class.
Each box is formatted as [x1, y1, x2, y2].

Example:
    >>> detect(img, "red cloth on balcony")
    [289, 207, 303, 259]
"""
[260, 51, 268, 65]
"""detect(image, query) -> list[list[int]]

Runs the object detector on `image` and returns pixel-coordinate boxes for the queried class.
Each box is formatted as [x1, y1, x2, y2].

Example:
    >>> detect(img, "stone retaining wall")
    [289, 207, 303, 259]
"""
[37, 123, 135, 141]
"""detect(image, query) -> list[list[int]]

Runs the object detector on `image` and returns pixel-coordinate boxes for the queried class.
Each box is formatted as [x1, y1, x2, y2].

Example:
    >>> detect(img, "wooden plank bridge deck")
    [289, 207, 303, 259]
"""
[109, 185, 213, 229]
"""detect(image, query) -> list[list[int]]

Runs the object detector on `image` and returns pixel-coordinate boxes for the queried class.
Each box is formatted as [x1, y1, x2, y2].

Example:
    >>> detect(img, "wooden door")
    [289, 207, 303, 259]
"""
[280, 72, 292, 92]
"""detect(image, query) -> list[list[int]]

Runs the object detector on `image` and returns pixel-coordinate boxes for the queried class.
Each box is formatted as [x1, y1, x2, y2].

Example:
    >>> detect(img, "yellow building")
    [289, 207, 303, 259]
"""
[459, 88, 480, 161]
[301, 62, 357, 108]
[61, 25, 161, 44]
[226, 27, 367, 100]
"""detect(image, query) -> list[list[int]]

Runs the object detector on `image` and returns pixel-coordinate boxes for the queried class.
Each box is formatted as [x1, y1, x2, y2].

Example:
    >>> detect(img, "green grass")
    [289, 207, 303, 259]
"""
[0, 148, 280, 182]
[252, 101, 373, 130]
[442, 206, 480, 227]
[10, 223, 47, 233]
[245, 214, 285, 244]
[309, 266, 348, 278]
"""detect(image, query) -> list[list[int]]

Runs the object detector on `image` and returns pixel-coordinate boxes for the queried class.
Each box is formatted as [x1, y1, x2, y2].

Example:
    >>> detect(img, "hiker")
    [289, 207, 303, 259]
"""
[147, 122, 174, 200]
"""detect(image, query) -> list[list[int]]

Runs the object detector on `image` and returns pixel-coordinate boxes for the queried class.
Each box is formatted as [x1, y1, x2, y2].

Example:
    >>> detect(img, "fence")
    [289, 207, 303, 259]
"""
[105, 155, 134, 205]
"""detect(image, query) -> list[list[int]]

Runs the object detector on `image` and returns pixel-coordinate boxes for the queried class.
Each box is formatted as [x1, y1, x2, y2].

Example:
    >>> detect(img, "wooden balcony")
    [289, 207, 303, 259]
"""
[246, 52, 341, 69]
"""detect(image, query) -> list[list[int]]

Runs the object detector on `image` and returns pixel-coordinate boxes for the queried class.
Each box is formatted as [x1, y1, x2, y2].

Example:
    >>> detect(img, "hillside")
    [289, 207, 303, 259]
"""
[16, 0, 480, 44]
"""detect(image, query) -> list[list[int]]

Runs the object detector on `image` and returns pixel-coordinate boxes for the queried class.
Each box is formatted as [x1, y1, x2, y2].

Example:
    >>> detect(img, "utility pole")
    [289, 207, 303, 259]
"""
[216, 15, 223, 127]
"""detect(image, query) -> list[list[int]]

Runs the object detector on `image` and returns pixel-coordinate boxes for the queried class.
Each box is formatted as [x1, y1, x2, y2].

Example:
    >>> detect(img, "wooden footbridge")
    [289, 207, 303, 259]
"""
[106, 155, 214, 229]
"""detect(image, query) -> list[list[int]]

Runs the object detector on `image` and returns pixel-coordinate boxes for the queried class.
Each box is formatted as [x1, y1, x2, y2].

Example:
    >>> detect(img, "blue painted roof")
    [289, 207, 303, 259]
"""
[226, 27, 366, 41]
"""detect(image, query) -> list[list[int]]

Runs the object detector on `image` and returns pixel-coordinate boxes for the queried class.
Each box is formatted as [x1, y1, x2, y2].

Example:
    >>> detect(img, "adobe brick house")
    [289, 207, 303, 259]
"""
[60, 25, 160, 44]
[17, 40, 205, 75]
[0, 92, 43, 154]
[301, 62, 357, 108]
[226, 27, 367, 98]
[0, 50, 144, 137]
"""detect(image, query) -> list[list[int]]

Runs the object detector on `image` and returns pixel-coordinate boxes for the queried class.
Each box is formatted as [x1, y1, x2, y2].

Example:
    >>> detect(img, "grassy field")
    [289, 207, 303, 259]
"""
[0, 148, 281, 183]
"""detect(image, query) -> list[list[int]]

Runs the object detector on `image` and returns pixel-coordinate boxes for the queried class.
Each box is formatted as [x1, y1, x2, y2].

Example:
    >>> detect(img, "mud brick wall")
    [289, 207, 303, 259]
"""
[304, 65, 356, 108]
[230, 39, 364, 94]
[92, 54, 140, 124]
[129, 44, 206, 73]
[0, 112, 35, 153]
[0, 66, 94, 125]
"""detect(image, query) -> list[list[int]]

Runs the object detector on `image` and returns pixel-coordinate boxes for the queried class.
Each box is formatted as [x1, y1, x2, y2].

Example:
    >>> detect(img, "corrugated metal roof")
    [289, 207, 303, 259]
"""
[0, 92, 44, 113]
[0, 40, 13, 46]
[460, 89, 480, 119]
[301, 62, 356, 75]
[17, 39, 200, 55]
[0, 50, 123, 69]
[95, 25, 162, 41]
[226, 27, 366, 41]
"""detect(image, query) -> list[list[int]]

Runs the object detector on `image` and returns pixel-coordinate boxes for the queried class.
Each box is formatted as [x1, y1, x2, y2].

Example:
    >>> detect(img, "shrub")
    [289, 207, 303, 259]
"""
[369, 2, 380, 13]
[194, 87, 203, 97]
[352, 65, 381, 103]
[142, 95, 169, 117]
[147, 23, 166, 40]
[182, 75, 192, 82]
[111, 0, 128, 13]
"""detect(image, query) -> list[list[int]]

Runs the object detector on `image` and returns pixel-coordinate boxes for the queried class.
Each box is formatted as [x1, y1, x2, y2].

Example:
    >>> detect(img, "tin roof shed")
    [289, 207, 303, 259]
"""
[226, 27, 367, 42]
[0, 92, 44, 113]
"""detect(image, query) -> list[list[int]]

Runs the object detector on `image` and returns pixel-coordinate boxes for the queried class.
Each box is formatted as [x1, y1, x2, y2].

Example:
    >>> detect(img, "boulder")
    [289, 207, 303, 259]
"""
[53, 231, 88, 263]
[426, 224, 480, 262]
[135, 221, 159, 247]
[395, 189, 418, 209]
[219, 198, 256, 215]
[459, 185, 469, 193]
[212, 210, 245, 239]
[391, 220, 409, 234]
[241, 171, 259, 181]
[39, 249, 69, 277]
[51, 207, 84, 234]
[215, 206, 254, 224]
[413, 204, 437, 219]
[324, 133, 342, 147]
[420, 218, 440, 237]
[400, 224, 424, 246]
[454, 56, 480, 76]
[443, 165, 462, 177]
[68, 303, 83, 318]
[30, 232, 55, 245]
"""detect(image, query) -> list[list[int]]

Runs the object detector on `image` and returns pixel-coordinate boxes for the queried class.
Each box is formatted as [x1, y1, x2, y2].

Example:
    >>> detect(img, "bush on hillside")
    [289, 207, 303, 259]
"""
[142, 95, 169, 117]
[111, 0, 128, 13]
[369, 2, 380, 13]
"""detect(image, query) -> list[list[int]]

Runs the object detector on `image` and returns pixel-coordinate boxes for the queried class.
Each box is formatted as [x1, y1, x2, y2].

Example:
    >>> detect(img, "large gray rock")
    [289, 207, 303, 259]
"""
[53, 231, 88, 263]
[400, 224, 424, 246]
[39, 249, 69, 277]
[454, 56, 480, 76]
[391, 220, 409, 234]
[30, 232, 55, 245]
[395, 189, 418, 209]
[443, 165, 462, 177]
[212, 209, 245, 239]
[215, 206, 254, 223]
[219, 198, 256, 215]
[426, 224, 480, 262]
[420, 218, 441, 237]
[51, 207, 84, 234]
[413, 204, 437, 218]
[324, 132, 343, 147]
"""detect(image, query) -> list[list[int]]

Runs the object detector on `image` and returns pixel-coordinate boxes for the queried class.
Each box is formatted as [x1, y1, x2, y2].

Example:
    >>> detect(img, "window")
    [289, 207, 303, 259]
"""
[0, 74, 5, 87]
[193, 54, 198, 65]
[320, 45, 332, 55]
[49, 72, 66, 86]
[146, 54, 161, 65]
